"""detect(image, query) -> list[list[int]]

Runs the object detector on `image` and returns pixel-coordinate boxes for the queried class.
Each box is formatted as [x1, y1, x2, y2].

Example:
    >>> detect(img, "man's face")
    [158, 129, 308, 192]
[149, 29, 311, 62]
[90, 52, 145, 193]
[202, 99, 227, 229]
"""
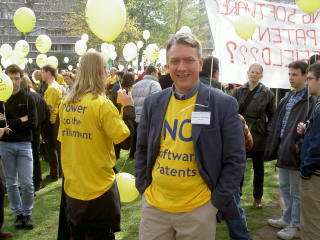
[111, 69, 116, 76]
[307, 72, 320, 96]
[289, 68, 306, 89]
[167, 44, 203, 93]
[41, 70, 49, 82]
[247, 66, 262, 83]
[8, 72, 22, 94]
[64, 76, 73, 86]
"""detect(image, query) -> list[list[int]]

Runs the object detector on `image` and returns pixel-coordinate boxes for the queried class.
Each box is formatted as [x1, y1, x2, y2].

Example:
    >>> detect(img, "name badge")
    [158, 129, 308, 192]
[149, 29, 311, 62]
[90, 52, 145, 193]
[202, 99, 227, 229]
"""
[191, 112, 211, 125]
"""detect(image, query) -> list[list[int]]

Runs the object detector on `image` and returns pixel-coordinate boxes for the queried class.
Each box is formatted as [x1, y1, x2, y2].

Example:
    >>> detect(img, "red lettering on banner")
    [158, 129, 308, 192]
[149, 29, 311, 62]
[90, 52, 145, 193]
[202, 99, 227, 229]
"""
[296, 29, 306, 46]
[271, 28, 282, 43]
[296, 50, 310, 63]
[287, 8, 297, 24]
[306, 30, 317, 46]
[283, 50, 294, 67]
[262, 48, 271, 65]
[281, 28, 294, 44]
[258, 27, 271, 42]
[273, 49, 283, 67]
[237, 1, 249, 15]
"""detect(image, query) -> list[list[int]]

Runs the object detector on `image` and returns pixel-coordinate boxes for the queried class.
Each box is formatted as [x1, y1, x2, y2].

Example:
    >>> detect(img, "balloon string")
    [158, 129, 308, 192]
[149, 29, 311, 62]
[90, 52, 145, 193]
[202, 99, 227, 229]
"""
[119, 154, 129, 173]
[3, 102, 8, 127]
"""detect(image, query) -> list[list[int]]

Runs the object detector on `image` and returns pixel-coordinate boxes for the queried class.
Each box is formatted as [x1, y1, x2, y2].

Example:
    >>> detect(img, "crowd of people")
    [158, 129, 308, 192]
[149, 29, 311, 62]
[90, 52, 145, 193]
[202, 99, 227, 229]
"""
[0, 32, 319, 240]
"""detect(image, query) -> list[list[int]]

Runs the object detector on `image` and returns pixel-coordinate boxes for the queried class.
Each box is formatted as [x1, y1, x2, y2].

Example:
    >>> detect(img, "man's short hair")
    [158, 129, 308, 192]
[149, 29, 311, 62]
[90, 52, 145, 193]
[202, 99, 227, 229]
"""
[166, 33, 202, 58]
[288, 61, 308, 75]
[309, 54, 320, 65]
[200, 56, 219, 77]
[146, 65, 157, 75]
[5, 64, 23, 77]
[307, 63, 320, 80]
[42, 65, 57, 79]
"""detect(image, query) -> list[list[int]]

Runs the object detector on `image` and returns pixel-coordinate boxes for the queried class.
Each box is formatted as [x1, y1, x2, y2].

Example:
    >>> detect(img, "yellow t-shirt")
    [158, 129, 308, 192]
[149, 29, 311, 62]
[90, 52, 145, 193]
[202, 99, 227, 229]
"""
[56, 74, 66, 87]
[44, 80, 63, 123]
[106, 75, 117, 85]
[145, 94, 211, 213]
[58, 93, 130, 200]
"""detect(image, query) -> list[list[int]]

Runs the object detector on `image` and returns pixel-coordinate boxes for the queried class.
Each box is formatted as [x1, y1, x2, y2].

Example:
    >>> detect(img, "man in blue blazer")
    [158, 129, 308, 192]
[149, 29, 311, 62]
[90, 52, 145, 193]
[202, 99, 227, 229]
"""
[135, 33, 246, 240]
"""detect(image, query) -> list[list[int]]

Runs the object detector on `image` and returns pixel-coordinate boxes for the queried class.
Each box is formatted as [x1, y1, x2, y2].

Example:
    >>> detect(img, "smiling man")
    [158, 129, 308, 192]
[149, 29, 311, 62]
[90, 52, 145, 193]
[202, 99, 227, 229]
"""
[135, 33, 246, 240]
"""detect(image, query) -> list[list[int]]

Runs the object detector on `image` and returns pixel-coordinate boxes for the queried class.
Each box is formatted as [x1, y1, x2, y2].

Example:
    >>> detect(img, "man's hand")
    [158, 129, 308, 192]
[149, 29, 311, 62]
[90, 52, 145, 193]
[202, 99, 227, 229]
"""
[0, 113, 5, 121]
[20, 115, 28, 123]
[0, 126, 11, 138]
[117, 89, 134, 107]
[297, 122, 306, 135]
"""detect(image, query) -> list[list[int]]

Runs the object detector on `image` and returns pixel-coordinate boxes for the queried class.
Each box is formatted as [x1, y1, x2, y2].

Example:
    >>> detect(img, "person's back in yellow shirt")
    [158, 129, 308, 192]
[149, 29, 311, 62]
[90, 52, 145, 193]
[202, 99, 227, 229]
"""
[44, 80, 63, 123]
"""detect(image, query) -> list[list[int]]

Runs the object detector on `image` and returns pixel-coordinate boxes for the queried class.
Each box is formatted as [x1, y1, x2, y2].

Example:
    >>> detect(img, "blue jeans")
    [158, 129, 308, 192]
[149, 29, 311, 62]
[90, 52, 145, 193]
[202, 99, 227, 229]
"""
[226, 188, 252, 240]
[0, 141, 34, 216]
[279, 168, 300, 228]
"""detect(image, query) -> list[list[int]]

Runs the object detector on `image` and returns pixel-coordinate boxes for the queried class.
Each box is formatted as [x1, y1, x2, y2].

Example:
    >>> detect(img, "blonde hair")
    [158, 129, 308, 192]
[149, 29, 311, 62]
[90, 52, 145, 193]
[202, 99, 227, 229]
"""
[66, 52, 106, 103]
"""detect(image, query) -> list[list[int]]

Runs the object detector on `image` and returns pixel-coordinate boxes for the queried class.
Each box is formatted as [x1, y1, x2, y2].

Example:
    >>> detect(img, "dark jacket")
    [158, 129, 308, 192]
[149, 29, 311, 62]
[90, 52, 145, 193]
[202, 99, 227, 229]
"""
[199, 76, 225, 92]
[264, 90, 317, 170]
[300, 100, 320, 178]
[233, 83, 275, 152]
[159, 73, 173, 89]
[0, 88, 38, 142]
[135, 82, 246, 220]
[29, 91, 50, 129]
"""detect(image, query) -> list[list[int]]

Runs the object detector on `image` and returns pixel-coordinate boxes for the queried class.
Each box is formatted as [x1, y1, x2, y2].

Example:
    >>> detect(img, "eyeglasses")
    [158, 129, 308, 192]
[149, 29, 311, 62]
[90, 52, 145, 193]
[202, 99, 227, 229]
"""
[306, 77, 318, 81]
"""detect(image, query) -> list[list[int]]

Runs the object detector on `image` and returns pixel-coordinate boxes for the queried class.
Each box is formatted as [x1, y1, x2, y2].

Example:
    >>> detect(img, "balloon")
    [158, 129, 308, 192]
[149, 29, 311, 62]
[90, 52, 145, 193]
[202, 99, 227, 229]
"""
[116, 173, 139, 203]
[1, 58, 12, 69]
[0, 65, 2, 73]
[19, 64, 25, 70]
[23, 58, 28, 64]
[0, 44, 13, 59]
[101, 51, 110, 62]
[123, 42, 137, 62]
[75, 40, 87, 56]
[101, 43, 109, 53]
[28, 58, 33, 64]
[36, 35, 52, 53]
[64, 57, 69, 63]
[10, 50, 24, 65]
[87, 48, 96, 53]
[146, 44, 159, 62]
[13, 7, 36, 34]
[36, 54, 47, 68]
[143, 30, 150, 40]
[86, 0, 126, 42]
[77, 63, 79, 68]
[118, 65, 124, 71]
[68, 65, 73, 71]
[108, 44, 115, 52]
[158, 49, 167, 66]
[81, 34, 89, 42]
[234, 15, 257, 40]
[0, 73, 14, 101]
[296, 0, 320, 14]
[137, 40, 144, 49]
[110, 51, 117, 61]
[15, 40, 30, 57]
[179, 26, 192, 34]
[46, 56, 59, 69]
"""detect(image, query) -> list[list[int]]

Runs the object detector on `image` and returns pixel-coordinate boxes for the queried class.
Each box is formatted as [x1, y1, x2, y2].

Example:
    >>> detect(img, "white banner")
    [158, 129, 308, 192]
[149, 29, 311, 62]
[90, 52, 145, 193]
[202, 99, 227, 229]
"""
[204, 0, 320, 89]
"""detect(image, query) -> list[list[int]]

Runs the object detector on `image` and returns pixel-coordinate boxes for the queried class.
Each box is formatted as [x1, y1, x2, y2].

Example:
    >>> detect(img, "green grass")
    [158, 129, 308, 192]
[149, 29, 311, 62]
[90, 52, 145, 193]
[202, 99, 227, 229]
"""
[3, 152, 281, 239]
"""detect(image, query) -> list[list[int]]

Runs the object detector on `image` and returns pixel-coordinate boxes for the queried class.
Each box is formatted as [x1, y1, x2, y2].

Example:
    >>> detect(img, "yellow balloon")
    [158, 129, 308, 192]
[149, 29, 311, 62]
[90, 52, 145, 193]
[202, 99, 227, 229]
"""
[36, 54, 47, 68]
[46, 56, 59, 69]
[86, 0, 126, 42]
[234, 15, 257, 41]
[13, 7, 36, 34]
[146, 44, 159, 62]
[0, 73, 14, 102]
[296, 0, 320, 14]
[116, 173, 139, 203]
[36, 35, 52, 54]
[15, 40, 30, 57]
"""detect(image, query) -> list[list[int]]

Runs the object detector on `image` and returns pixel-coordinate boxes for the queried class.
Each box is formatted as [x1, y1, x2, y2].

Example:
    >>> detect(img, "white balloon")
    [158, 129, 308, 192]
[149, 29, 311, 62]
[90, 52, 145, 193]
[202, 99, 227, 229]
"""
[81, 34, 89, 42]
[158, 49, 167, 66]
[123, 42, 138, 62]
[145, 44, 159, 62]
[137, 40, 144, 49]
[118, 64, 124, 71]
[15, 40, 30, 57]
[46, 56, 59, 69]
[1, 58, 12, 68]
[28, 58, 33, 64]
[87, 48, 96, 53]
[19, 63, 25, 70]
[10, 50, 24, 65]
[179, 26, 192, 34]
[0, 44, 13, 59]
[77, 63, 79, 68]
[23, 58, 28, 64]
[0, 65, 2, 72]
[64, 57, 69, 63]
[143, 30, 150, 40]
[36, 54, 47, 68]
[68, 65, 73, 71]
[110, 51, 117, 60]
[75, 40, 87, 56]
[101, 43, 109, 53]
[101, 51, 110, 62]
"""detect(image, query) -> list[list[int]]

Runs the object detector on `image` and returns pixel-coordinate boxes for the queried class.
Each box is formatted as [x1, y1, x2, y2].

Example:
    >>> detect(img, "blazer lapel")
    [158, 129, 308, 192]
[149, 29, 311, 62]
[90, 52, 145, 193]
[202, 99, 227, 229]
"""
[192, 83, 211, 145]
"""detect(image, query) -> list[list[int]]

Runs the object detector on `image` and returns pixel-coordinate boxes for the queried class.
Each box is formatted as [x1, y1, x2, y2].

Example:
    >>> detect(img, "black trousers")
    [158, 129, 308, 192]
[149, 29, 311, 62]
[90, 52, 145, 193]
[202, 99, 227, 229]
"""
[129, 122, 138, 159]
[64, 181, 121, 240]
[0, 180, 4, 230]
[42, 122, 60, 179]
[32, 129, 42, 190]
[247, 151, 264, 199]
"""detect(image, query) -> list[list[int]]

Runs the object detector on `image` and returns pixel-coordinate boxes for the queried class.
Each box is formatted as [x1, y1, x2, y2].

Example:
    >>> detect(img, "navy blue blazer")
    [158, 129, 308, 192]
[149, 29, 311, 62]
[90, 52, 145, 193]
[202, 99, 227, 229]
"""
[135, 82, 246, 219]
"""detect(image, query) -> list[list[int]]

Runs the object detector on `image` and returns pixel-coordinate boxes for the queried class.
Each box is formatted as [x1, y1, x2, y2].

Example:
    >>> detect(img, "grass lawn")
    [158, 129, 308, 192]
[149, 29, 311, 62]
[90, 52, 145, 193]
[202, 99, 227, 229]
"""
[3, 151, 281, 240]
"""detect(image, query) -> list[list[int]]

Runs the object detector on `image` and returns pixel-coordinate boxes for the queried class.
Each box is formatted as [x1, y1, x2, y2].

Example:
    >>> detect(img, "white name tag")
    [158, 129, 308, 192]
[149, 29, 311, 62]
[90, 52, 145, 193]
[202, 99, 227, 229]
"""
[191, 112, 211, 125]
